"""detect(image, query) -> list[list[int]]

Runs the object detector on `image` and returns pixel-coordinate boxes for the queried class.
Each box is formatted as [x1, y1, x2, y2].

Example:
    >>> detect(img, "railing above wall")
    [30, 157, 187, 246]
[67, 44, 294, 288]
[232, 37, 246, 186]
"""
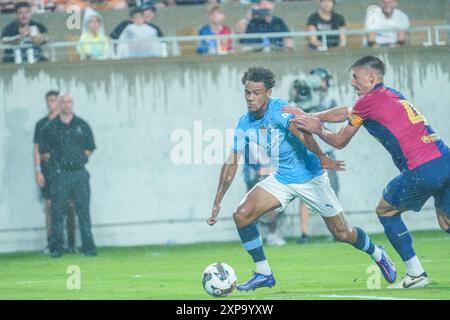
[0, 25, 448, 64]
[434, 25, 450, 45]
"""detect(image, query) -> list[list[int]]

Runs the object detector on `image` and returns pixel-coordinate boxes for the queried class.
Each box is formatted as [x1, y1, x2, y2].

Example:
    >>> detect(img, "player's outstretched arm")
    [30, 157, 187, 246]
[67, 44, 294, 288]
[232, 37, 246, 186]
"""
[207, 152, 241, 226]
[282, 106, 350, 123]
[293, 116, 360, 150]
[313, 106, 350, 123]
[288, 122, 345, 171]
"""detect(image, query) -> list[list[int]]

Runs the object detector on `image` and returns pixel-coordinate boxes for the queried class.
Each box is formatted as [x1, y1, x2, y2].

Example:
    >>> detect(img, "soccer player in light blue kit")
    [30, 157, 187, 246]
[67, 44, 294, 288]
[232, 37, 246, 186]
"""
[207, 65, 396, 291]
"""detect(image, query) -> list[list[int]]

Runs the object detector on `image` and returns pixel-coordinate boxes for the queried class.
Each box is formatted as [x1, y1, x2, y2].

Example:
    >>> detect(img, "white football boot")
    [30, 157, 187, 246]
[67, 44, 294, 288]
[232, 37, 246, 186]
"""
[388, 273, 429, 289]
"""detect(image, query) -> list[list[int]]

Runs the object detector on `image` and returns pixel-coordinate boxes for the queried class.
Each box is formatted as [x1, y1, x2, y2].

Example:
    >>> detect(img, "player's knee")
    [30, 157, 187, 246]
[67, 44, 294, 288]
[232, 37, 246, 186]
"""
[334, 228, 354, 243]
[233, 208, 253, 228]
[375, 205, 385, 216]
[375, 204, 394, 216]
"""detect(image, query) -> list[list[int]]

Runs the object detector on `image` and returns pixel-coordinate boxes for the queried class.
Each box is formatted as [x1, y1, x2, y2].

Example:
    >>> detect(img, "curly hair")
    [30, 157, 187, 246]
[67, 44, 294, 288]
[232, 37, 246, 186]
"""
[241, 65, 276, 90]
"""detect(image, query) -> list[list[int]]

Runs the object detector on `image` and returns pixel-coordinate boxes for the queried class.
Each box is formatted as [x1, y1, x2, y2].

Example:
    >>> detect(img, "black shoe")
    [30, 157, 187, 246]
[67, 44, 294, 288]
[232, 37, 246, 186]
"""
[65, 246, 77, 254]
[50, 249, 63, 258]
[297, 234, 309, 244]
[81, 247, 97, 256]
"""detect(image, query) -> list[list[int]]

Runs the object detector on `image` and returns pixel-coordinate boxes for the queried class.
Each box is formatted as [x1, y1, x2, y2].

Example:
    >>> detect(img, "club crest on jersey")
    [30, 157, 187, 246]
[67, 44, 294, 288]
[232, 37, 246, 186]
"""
[259, 125, 266, 137]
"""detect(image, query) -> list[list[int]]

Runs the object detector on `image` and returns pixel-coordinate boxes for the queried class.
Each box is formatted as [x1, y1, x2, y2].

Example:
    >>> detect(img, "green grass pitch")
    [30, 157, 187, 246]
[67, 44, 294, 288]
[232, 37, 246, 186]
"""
[0, 230, 448, 300]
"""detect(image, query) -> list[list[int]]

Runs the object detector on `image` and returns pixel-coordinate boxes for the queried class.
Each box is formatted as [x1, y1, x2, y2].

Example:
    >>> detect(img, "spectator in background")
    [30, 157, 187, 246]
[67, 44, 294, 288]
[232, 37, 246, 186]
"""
[1, 2, 49, 63]
[197, 4, 233, 55]
[110, 0, 164, 40]
[59, 0, 127, 11]
[0, 0, 16, 14]
[364, 0, 410, 48]
[166, 0, 213, 5]
[128, 0, 166, 9]
[77, 7, 110, 60]
[41, 93, 97, 258]
[236, 0, 293, 52]
[307, 0, 346, 50]
[34, 90, 77, 254]
[118, 6, 163, 58]
[29, 0, 59, 12]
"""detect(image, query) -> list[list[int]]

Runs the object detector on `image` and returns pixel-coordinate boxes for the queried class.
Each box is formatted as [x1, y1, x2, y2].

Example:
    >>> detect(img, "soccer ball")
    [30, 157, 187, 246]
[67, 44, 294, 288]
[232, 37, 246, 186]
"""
[202, 262, 237, 297]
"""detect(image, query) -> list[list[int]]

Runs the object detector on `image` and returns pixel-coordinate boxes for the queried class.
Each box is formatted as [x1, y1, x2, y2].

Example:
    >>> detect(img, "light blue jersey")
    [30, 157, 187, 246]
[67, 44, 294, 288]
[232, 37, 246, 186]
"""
[232, 98, 323, 184]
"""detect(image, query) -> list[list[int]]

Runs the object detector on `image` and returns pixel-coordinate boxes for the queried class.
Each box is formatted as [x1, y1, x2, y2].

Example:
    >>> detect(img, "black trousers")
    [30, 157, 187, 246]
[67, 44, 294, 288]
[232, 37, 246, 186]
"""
[49, 168, 95, 252]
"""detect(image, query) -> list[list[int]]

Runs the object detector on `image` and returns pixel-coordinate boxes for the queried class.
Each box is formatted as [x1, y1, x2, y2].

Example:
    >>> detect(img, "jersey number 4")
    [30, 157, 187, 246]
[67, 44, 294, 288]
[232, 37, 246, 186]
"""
[399, 100, 429, 125]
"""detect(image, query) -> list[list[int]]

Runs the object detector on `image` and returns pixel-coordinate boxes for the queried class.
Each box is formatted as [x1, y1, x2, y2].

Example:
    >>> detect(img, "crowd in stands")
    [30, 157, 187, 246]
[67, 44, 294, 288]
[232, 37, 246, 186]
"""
[0, 0, 308, 13]
[0, 0, 417, 63]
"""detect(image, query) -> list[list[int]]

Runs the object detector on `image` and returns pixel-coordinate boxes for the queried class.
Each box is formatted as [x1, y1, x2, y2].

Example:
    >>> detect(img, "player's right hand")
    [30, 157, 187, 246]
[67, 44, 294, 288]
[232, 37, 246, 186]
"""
[207, 203, 221, 226]
[36, 171, 45, 187]
[292, 115, 323, 134]
[319, 154, 346, 171]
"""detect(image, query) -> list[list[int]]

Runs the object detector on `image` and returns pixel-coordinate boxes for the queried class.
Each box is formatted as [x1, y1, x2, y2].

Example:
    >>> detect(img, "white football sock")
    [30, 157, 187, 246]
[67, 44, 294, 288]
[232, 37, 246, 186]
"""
[371, 246, 383, 262]
[255, 260, 272, 276]
[404, 255, 425, 277]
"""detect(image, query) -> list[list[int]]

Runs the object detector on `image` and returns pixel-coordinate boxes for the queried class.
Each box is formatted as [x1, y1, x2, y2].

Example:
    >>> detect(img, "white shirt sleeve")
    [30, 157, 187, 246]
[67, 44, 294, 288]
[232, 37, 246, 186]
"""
[395, 10, 410, 29]
[118, 26, 131, 58]
[364, 6, 382, 30]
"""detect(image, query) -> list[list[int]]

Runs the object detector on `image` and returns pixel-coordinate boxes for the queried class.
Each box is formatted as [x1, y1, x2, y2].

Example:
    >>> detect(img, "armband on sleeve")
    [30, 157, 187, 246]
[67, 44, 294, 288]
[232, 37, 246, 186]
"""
[348, 112, 364, 128]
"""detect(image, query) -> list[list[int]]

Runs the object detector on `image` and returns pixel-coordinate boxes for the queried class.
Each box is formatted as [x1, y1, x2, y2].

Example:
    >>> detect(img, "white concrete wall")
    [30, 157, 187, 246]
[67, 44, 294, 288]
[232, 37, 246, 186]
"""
[1, 48, 449, 252]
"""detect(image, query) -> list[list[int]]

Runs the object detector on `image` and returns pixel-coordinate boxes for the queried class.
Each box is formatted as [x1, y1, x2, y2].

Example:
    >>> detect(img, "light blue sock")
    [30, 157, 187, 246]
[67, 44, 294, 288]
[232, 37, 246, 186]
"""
[237, 222, 266, 263]
[352, 227, 376, 255]
[379, 215, 416, 261]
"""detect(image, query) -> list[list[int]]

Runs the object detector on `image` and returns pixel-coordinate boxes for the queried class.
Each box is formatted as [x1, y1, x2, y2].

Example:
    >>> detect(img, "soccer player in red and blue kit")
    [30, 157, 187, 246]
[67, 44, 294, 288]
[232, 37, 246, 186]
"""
[284, 55, 450, 289]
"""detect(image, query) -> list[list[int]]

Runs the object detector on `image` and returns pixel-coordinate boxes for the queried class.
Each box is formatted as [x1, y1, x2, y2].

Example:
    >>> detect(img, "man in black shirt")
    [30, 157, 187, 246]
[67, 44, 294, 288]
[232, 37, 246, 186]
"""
[41, 93, 97, 257]
[33, 90, 77, 254]
[236, 0, 293, 51]
[110, 0, 164, 40]
[1, 1, 49, 63]
[306, 0, 347, 50]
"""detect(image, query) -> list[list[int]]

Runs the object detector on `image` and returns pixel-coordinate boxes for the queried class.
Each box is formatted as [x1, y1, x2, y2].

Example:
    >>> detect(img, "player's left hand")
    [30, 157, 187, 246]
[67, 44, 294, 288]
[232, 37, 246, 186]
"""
[41, 153, 51, 162]
[291, 115, 322, 134]
[319, 154, 346, 171]
[36, 171, 46, 187]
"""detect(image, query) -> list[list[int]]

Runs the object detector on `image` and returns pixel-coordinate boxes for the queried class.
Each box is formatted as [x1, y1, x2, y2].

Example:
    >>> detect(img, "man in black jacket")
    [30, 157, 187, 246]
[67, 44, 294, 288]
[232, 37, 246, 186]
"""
[41, 93, 97, 258]
[33, 90, 77, 254]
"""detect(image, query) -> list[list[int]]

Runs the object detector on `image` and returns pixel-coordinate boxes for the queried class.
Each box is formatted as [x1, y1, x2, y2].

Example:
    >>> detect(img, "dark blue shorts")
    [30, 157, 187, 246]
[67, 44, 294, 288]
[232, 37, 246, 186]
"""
[383, 153, 450, 214]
